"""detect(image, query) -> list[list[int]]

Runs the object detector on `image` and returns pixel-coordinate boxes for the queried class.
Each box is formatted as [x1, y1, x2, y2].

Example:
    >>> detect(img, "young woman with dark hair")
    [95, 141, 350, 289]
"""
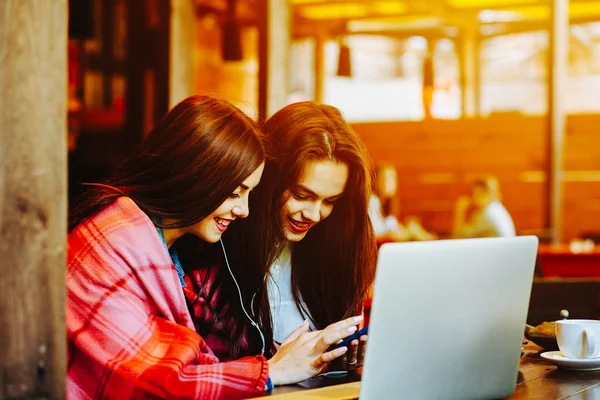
[67, 96, 361, 399]
[220, 102, 378, 369]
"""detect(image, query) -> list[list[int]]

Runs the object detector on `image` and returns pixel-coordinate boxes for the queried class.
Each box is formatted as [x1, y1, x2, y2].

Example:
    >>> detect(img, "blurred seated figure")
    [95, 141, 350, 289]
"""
[453, 175, 515, 238]
[369, 163, 435, 242]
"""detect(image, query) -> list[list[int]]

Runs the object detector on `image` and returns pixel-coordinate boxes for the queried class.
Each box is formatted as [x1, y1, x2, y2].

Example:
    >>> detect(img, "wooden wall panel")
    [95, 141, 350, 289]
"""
[353, 114, 600, 241]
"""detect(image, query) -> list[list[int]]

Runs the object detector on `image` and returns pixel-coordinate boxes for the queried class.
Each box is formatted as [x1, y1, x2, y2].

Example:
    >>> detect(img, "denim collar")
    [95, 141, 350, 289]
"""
[153, 218, 186, 287]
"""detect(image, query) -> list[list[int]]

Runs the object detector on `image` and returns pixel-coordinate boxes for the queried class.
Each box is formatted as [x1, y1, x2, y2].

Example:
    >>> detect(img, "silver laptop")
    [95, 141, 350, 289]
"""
[360, 236, 538, 400]
[268, 236, 538, 400]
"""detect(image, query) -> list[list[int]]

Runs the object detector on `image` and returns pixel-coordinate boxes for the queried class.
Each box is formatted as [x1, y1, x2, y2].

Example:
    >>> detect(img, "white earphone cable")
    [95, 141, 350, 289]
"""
[220, 238, 266, 355]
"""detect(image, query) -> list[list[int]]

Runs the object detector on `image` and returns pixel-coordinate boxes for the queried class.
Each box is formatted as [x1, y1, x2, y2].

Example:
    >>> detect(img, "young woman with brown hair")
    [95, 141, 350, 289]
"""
[67, 96, 361, 399]
[220, 102, 378, 369]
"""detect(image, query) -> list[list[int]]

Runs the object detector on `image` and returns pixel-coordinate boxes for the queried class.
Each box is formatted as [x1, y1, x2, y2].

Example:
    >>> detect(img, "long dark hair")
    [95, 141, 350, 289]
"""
[69, 95, 264, 231]
[69, 95, 268, 360]
[224, 102, 377, 348]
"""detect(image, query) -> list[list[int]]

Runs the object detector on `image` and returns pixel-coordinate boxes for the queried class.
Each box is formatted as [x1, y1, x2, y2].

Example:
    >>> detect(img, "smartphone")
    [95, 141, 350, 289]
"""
[328, 326, 369, 351]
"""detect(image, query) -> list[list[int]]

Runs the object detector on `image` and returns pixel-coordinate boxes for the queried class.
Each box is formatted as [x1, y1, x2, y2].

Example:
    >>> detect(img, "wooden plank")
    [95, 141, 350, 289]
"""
[314, 31, 325, 104]
[355, 113, 600, 240]
[0, 0, 67, 398]
[259, 343, 600, 399]
[546, 0, 569, 244]
[169, 0, 197, 107]
[258, 0, 290, 121]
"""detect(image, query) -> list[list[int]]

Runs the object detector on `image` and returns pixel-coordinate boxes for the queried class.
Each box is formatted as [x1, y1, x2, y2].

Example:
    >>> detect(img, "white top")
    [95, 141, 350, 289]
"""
[267, 242, 314, 343]
[368, 195, 399, 236]
[460, 201, 516, 238]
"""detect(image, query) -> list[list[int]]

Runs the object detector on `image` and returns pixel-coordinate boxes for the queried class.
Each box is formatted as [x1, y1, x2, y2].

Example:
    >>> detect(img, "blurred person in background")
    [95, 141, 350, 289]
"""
[369, 163, 435, 242]
[453, 175, 516, 238]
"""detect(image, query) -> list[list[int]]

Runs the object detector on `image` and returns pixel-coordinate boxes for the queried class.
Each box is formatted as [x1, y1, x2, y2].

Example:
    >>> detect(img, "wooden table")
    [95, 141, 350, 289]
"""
[258, 343, 600, 399]
[538, 244, 600, 278]
[510, 343, 600, 399]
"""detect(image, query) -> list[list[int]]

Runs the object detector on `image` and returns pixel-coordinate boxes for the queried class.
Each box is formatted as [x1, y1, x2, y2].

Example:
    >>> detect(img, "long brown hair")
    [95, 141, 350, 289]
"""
[69, 95, 268, 358]
[69, 95, 264, 231]
[224, 102, 377, 346]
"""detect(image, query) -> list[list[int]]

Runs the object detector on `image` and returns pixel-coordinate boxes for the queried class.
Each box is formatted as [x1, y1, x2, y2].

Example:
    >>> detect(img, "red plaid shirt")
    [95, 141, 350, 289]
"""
[182, 269, 252, 362]
[67, 197, 269, 399]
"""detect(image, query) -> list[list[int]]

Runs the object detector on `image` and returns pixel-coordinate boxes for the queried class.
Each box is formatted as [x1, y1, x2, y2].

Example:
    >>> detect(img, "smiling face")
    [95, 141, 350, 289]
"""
[279, 159, 349, 242]
[183, 163, 265, 243]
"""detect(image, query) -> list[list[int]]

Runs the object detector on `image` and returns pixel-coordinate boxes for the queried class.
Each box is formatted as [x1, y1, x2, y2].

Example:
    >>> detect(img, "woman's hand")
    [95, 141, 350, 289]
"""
[330, 334, 368, 371]
[267, 316, 363, 386]
[353, 335, 368, 369]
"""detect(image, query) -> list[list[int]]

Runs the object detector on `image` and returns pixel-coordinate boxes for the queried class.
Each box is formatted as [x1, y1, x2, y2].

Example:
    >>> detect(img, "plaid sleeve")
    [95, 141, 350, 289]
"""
[68, 253, 269, 399]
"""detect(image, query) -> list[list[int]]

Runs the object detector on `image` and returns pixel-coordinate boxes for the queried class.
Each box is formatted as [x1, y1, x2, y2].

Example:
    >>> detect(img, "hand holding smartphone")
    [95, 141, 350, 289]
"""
[328, 326, 369, 351]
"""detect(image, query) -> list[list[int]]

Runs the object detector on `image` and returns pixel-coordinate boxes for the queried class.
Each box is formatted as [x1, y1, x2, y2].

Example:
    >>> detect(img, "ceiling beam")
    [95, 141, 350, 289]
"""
[481, 15, 600, 36]
[346, 27, 457, 40]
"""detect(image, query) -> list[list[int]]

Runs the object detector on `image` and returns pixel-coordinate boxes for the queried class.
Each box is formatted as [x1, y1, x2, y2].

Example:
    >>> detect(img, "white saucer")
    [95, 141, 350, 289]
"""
[541, 351, 600, 371]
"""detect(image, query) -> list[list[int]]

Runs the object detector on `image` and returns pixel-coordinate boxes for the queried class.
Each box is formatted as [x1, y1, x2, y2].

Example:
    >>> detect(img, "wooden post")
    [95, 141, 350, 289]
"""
[459, 26, 480, 118]
[169, 0, 197, 108]
[313, 32, 326, 104]
[0, 1, 67, 399]
[422, 39, 436, 120]
[547, 0, 568, 244]
[258, 0, 290, 121]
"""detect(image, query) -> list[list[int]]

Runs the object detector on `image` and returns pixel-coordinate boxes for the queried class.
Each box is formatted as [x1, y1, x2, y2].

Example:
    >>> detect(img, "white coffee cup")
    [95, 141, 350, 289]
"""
[556, 319, 600, 359]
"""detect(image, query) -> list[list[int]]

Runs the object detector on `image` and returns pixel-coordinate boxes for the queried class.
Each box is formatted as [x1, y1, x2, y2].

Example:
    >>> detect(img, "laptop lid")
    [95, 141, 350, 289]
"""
[360, 236, 538, 400]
